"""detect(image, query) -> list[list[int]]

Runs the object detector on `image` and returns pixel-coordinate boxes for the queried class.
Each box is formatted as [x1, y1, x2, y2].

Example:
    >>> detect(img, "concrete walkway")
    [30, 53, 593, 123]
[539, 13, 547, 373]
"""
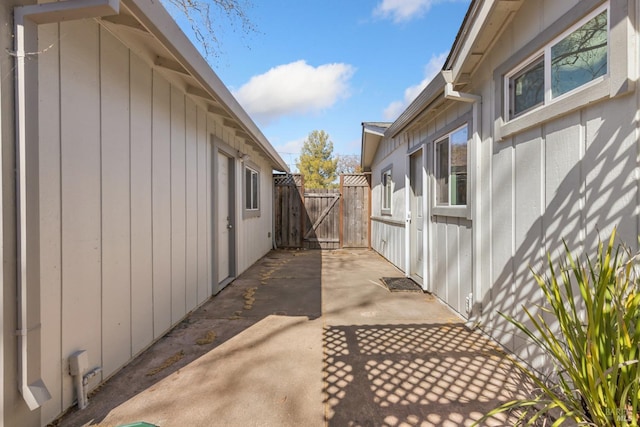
[56, 249, 530, 427]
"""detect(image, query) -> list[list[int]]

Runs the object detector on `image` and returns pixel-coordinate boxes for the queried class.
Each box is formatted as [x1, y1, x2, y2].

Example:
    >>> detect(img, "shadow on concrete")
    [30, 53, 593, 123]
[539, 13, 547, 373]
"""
[55, 248, 323, 427]
[323, 323, 533, 426]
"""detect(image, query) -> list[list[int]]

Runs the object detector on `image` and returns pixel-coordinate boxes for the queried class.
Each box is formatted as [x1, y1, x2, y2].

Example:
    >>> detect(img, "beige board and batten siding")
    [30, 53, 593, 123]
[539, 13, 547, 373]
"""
[36, 16, 276, 425]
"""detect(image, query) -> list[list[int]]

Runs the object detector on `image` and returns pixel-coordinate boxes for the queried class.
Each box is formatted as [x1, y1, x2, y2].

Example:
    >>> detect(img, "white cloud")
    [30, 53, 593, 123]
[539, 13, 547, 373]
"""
[233, 60, 355, 124]
[274, 137, 305, 156]
[383, 52, 447, 121]
[373, 0, 463, 23]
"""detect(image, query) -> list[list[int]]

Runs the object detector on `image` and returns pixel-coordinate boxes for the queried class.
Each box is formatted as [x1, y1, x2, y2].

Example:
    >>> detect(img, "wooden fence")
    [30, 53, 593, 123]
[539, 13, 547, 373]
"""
[273, 173, 371, 249]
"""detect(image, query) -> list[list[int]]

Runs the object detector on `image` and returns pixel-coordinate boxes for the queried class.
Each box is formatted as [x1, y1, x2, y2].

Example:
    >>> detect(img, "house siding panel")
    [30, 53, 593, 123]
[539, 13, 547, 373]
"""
[185, 98, 199, 310]
[129, 52, 154, 357]
[59, 19, 103, 409]
[196, 107, 209, 303]
[100, 28, 132, 378]
[151, 71, 172, 337]
[170, 86, 187, 323]
[370, 135, 406, 269]
[39, 21, 63, 424]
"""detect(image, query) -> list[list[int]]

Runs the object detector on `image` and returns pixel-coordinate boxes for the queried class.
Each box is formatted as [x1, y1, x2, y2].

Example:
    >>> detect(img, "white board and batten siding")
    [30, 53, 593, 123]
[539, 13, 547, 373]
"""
[37, 19, 274, 424]
[368, 0, 640, 369]
[370, 136, 407, 269]
[474, 0, 640, 365]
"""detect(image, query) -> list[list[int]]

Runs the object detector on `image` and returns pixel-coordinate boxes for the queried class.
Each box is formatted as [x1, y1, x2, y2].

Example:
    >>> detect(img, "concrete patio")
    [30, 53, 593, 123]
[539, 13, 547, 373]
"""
[54, 249, 531, 427]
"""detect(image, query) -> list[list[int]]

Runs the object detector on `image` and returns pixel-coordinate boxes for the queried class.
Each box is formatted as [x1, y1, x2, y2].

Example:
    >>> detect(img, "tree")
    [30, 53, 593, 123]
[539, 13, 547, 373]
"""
[164, 0, 257, 58]
[335, 154, 362, 175]
[296, 130, 338, 189]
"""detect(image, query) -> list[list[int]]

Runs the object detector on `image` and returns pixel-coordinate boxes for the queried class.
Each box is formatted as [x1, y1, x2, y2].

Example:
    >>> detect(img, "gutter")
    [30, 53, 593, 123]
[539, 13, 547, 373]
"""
[13, 0, 119, 410]
[442, 71, 482, 324]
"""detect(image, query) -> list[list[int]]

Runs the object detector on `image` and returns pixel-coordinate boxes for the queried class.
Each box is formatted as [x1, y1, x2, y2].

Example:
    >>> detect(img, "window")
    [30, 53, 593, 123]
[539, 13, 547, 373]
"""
[435, 125, 467, 207]
[382, 167, 392, 214]
[244, 165, 259, 212]
[506, 5, 608, 120]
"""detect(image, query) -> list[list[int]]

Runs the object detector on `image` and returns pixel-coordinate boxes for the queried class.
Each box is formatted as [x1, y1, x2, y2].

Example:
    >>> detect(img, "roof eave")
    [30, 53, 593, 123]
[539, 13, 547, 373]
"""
[122, 0, 289, 172]
[445, 0, 524, 86]
[361, 122, 391, 170]
[387, 71, 447, 139]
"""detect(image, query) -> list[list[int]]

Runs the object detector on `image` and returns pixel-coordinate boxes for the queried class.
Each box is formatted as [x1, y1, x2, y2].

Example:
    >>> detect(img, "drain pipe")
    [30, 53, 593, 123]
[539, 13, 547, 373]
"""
[443, 71, 482, 324]
[13, 0, 119, 410]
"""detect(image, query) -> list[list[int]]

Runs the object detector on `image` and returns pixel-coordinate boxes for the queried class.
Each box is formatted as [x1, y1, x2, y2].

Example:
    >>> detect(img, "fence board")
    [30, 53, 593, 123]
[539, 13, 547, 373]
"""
[341, 174, 370, 248]
[273, 173, 370, 249]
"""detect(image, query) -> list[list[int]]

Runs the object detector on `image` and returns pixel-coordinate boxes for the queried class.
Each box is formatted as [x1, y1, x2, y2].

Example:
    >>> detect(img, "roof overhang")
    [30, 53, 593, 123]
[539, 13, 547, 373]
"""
[445, 0, 524, 87]
[109, 0, 289, 172]
[361, 122, 391, 171]
[387, 71, 447, 139]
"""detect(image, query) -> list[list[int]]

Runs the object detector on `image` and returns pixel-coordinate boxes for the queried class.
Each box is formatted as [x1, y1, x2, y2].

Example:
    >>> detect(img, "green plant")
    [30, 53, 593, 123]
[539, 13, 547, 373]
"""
[477, 230, 640, 426]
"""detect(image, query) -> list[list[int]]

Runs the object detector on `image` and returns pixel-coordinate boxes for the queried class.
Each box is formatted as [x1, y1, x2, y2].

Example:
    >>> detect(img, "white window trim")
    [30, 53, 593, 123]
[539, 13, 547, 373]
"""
[243, 163, 260, 218]
[381, 166, 392, 215]
[504, 3, 609, 121]
[432, 124, 469, 217]
[494, 0, 634, 141]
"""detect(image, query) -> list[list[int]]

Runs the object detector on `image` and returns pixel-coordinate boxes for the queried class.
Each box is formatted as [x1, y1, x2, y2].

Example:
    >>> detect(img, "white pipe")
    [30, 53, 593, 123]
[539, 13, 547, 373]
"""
[13, 0, 119, 410]
[443, 79, 482, 325]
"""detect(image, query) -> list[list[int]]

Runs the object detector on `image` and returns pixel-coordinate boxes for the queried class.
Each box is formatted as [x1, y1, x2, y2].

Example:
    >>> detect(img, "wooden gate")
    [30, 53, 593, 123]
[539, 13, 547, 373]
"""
[274, 174, 304, 248]
[274, 173, 370, 249]
[304, 189, 341, 249]
[340, 174, 371, 248]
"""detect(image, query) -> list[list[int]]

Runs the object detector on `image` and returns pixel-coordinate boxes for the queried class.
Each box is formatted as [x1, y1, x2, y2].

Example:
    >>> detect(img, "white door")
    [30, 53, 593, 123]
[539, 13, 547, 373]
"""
[217, 151, 234, 287]
[409, 150, 424, 284]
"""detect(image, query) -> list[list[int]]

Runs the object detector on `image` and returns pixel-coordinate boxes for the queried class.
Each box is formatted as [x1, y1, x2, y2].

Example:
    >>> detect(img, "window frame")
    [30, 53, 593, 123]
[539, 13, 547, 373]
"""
[243, 163, 260, 218]
[381, 165, 393, 215]
[504, 3, 610, 121]
[433, 124, 468, 209]
[494, 0, 632, 141]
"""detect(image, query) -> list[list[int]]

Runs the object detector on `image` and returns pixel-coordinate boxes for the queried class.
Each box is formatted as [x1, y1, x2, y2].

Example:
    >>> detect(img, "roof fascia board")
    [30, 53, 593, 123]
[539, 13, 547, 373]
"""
[447, 0, 523, 82]
[18, 0, 119, 24]
[360, 129, 383, 171]
[122, 0, 289, 172]
[387, 71, 446, 138]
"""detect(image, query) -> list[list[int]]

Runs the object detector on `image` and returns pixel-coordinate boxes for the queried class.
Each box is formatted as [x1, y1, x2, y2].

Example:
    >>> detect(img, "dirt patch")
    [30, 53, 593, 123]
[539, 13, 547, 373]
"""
[243, 287, 257, 310]
[195, 330, 216, 345]
[146, 350, 184, 377]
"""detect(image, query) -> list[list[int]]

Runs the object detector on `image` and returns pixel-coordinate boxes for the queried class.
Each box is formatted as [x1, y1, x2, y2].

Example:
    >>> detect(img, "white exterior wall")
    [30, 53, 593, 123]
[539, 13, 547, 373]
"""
[236, 160, 275, 274]
[472, 0, 640, 365]
[368, 0, 639, 370]
[370, 134, 407, 269]
[36, 18, 275, 425]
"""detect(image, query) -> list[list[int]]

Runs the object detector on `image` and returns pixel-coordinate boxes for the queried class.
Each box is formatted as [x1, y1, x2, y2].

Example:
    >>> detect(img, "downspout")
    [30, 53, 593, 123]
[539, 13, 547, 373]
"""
[13, 0, 119, 410]
[443, 72, 482, 325]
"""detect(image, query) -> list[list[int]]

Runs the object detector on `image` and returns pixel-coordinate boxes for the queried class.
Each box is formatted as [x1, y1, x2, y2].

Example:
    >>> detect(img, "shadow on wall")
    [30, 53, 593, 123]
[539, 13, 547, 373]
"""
[55, 248, 323, 426]
[323, 323, 533, 426]
[483, 102, 638, 369]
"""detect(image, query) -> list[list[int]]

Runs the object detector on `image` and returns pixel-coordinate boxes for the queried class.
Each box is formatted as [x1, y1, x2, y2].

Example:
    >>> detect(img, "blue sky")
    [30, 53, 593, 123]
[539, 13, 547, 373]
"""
[174, 0, 471, 171]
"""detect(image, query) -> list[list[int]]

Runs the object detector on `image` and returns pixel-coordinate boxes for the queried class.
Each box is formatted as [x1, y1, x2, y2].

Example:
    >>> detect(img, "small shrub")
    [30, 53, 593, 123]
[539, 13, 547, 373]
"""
[477, 230, 640, 426]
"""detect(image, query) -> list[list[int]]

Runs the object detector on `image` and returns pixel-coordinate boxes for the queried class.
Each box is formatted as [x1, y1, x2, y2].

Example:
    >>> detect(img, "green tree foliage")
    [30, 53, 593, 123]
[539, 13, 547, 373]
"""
[296, 130, 338, 189]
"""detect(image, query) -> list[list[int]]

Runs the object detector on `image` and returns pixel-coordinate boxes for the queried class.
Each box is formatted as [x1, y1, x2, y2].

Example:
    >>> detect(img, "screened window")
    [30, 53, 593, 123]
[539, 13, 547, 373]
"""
[507, 5, 608, 120]
[435, 126, 467, 207]
[382, 168, 392, 213]
[245, 166, 259, 211]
